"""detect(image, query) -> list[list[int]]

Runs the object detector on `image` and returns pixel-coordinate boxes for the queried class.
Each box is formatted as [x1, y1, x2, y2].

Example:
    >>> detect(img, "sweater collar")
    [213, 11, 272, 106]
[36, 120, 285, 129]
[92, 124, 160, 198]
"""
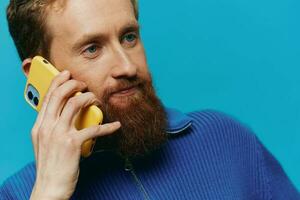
[165, 107, 193, 135]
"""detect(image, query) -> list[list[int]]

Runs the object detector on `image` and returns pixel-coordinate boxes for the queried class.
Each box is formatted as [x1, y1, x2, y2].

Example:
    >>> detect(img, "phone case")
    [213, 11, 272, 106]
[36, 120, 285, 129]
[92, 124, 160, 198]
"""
[24, 56, 103, 157]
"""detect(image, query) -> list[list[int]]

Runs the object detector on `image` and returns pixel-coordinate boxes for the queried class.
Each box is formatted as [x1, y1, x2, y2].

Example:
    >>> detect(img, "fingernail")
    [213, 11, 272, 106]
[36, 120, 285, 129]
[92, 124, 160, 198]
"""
[115, 121, 121, 127]
[61, 70, 69, 75]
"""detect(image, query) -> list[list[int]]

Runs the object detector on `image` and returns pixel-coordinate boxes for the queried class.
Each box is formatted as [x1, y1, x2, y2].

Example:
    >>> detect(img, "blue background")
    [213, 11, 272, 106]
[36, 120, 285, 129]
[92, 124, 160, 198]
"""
[0, 0, 299, 191]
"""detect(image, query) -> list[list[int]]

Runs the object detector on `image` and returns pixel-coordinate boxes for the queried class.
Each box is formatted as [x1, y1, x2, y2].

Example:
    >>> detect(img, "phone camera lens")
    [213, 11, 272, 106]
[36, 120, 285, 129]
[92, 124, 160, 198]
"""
[27, 91, 33, 100]
[33, 97, 39, 106]
[43, 59, 49, 64]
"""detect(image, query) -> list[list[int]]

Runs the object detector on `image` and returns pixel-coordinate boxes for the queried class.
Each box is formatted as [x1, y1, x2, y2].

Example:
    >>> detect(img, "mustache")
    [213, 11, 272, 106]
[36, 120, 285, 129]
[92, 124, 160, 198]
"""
[102, 77, 146, 100]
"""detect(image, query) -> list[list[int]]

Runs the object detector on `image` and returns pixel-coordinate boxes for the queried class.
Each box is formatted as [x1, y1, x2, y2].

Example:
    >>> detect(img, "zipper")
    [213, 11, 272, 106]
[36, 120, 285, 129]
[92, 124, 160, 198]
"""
[165, 122, 192, 134]
[124, 158, 151, 200]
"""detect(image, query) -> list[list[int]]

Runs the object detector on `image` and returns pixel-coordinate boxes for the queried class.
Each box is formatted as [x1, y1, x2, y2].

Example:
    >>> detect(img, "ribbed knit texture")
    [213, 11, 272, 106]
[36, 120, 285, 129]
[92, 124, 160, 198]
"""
[0, 110, 299, 200]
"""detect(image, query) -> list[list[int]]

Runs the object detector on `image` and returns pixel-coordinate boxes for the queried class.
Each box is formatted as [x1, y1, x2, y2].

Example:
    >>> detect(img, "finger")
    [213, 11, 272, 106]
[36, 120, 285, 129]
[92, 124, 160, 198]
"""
[76, 122, 121, 143]
[31, 128, 39, 165]
[58, 92, 100, 127]
[44, 79, 87, 123]
[31, 70, 70, 162]
[33, 70, 70, 130]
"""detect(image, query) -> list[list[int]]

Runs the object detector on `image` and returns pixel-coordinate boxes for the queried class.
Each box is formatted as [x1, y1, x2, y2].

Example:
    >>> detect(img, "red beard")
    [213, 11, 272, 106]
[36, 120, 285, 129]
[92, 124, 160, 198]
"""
[94, 76, 168, 158]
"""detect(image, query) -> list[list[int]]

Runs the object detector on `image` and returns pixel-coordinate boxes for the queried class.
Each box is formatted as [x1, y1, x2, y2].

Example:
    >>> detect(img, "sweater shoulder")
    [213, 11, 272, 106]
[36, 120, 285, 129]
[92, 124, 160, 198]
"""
[186, 109, 256, 138]
[183, 109, 259, 154]
[182, 110, 300, 198]
[0, 162, 36, 199]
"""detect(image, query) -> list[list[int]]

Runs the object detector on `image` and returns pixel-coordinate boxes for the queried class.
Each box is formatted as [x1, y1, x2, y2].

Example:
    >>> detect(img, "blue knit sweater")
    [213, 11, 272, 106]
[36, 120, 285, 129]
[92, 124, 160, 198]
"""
[0, 108, 299, 200]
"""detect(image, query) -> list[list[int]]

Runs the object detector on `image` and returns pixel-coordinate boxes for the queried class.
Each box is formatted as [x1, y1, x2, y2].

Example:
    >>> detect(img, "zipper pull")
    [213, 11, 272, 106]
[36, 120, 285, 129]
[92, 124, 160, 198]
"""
[124, 157, 133, 171]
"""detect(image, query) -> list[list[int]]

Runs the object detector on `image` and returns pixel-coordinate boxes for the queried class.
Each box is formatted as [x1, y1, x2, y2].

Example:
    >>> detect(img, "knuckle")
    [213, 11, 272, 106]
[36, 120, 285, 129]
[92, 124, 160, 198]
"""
[38, 126, 51, 138]
[97, 125, 111, 135]
[50, 77, 60, 87]
[51, 90, 62, 100]
[38, 126, 46, 134]
[51, 80, 84, 100]
[69, 80, 85, 89]
[85, 92, 94, 100]
[39, 128, 48, 137]
[87, 92, 96, 97]
[65, 137, 79, 148]
[68, 79, 78, 87]
[85, 126, 99, 137]
[95, 125, 102, 133]
[51, 74, 65, 87]
[67, 96, 79, 107]
[89, 92, 97, 100]
[86, 92, 98, 104]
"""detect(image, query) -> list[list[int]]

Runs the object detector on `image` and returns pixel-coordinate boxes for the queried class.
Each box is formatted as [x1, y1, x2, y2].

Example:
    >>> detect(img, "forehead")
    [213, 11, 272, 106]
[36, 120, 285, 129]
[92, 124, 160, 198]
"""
[46, 0, 136, 42]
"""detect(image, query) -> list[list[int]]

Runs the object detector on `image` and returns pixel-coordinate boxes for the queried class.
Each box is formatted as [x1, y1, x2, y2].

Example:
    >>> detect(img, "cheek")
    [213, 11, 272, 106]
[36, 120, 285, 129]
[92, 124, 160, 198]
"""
[75, 72, 108, 97]
[131, 48, 150, 78]
[138, 61, 151, 82]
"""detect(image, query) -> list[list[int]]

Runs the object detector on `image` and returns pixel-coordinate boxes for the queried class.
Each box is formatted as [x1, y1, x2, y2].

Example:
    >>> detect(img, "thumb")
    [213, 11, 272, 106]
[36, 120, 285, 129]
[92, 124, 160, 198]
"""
[76, 121, 121, 143]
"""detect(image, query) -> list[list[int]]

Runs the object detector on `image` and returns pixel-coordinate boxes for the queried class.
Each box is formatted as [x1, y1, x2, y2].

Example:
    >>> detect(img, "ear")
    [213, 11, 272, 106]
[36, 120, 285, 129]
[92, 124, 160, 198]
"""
[22, 58, 32, 78]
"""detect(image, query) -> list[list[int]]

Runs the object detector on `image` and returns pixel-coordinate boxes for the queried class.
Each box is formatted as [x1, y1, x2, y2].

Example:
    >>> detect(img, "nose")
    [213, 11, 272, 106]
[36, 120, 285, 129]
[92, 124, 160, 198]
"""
[110, 46, 137, 79]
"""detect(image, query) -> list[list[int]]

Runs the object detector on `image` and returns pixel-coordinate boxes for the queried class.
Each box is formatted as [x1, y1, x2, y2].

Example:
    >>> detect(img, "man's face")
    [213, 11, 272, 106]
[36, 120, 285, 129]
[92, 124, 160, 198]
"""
[47, 0, 149, 107]
[45, 0, 167, 157]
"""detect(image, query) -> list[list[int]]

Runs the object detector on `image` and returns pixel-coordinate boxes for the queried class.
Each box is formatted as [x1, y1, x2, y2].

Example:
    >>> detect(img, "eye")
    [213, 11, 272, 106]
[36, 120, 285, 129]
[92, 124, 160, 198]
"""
[82, 44, 101, 59]
[124, 33, 136, 42]
[122, 32, 138, 48]
[86, 45, 97, 53]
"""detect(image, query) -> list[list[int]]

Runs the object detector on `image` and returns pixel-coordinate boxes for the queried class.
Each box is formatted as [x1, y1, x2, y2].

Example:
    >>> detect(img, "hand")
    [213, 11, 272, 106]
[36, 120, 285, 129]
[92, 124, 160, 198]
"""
[29, 70, 121, 200]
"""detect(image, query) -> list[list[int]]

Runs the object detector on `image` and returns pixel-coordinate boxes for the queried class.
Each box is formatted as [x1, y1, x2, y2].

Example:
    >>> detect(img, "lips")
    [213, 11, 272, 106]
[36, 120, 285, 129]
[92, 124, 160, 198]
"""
[111, 85, 139, 97]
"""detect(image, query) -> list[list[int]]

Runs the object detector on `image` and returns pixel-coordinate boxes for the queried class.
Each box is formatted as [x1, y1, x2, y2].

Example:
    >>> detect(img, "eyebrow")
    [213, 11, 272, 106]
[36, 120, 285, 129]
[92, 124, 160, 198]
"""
[71, 21, 140, 53]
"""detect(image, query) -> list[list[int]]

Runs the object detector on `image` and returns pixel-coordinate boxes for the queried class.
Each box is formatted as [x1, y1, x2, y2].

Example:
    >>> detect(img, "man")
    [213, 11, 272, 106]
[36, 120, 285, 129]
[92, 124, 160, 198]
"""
[0, 0, 299, 199]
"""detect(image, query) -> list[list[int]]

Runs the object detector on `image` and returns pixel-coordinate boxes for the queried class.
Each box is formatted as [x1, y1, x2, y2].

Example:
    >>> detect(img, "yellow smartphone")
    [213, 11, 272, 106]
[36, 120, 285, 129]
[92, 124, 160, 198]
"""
[24, 56, 103, 157]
